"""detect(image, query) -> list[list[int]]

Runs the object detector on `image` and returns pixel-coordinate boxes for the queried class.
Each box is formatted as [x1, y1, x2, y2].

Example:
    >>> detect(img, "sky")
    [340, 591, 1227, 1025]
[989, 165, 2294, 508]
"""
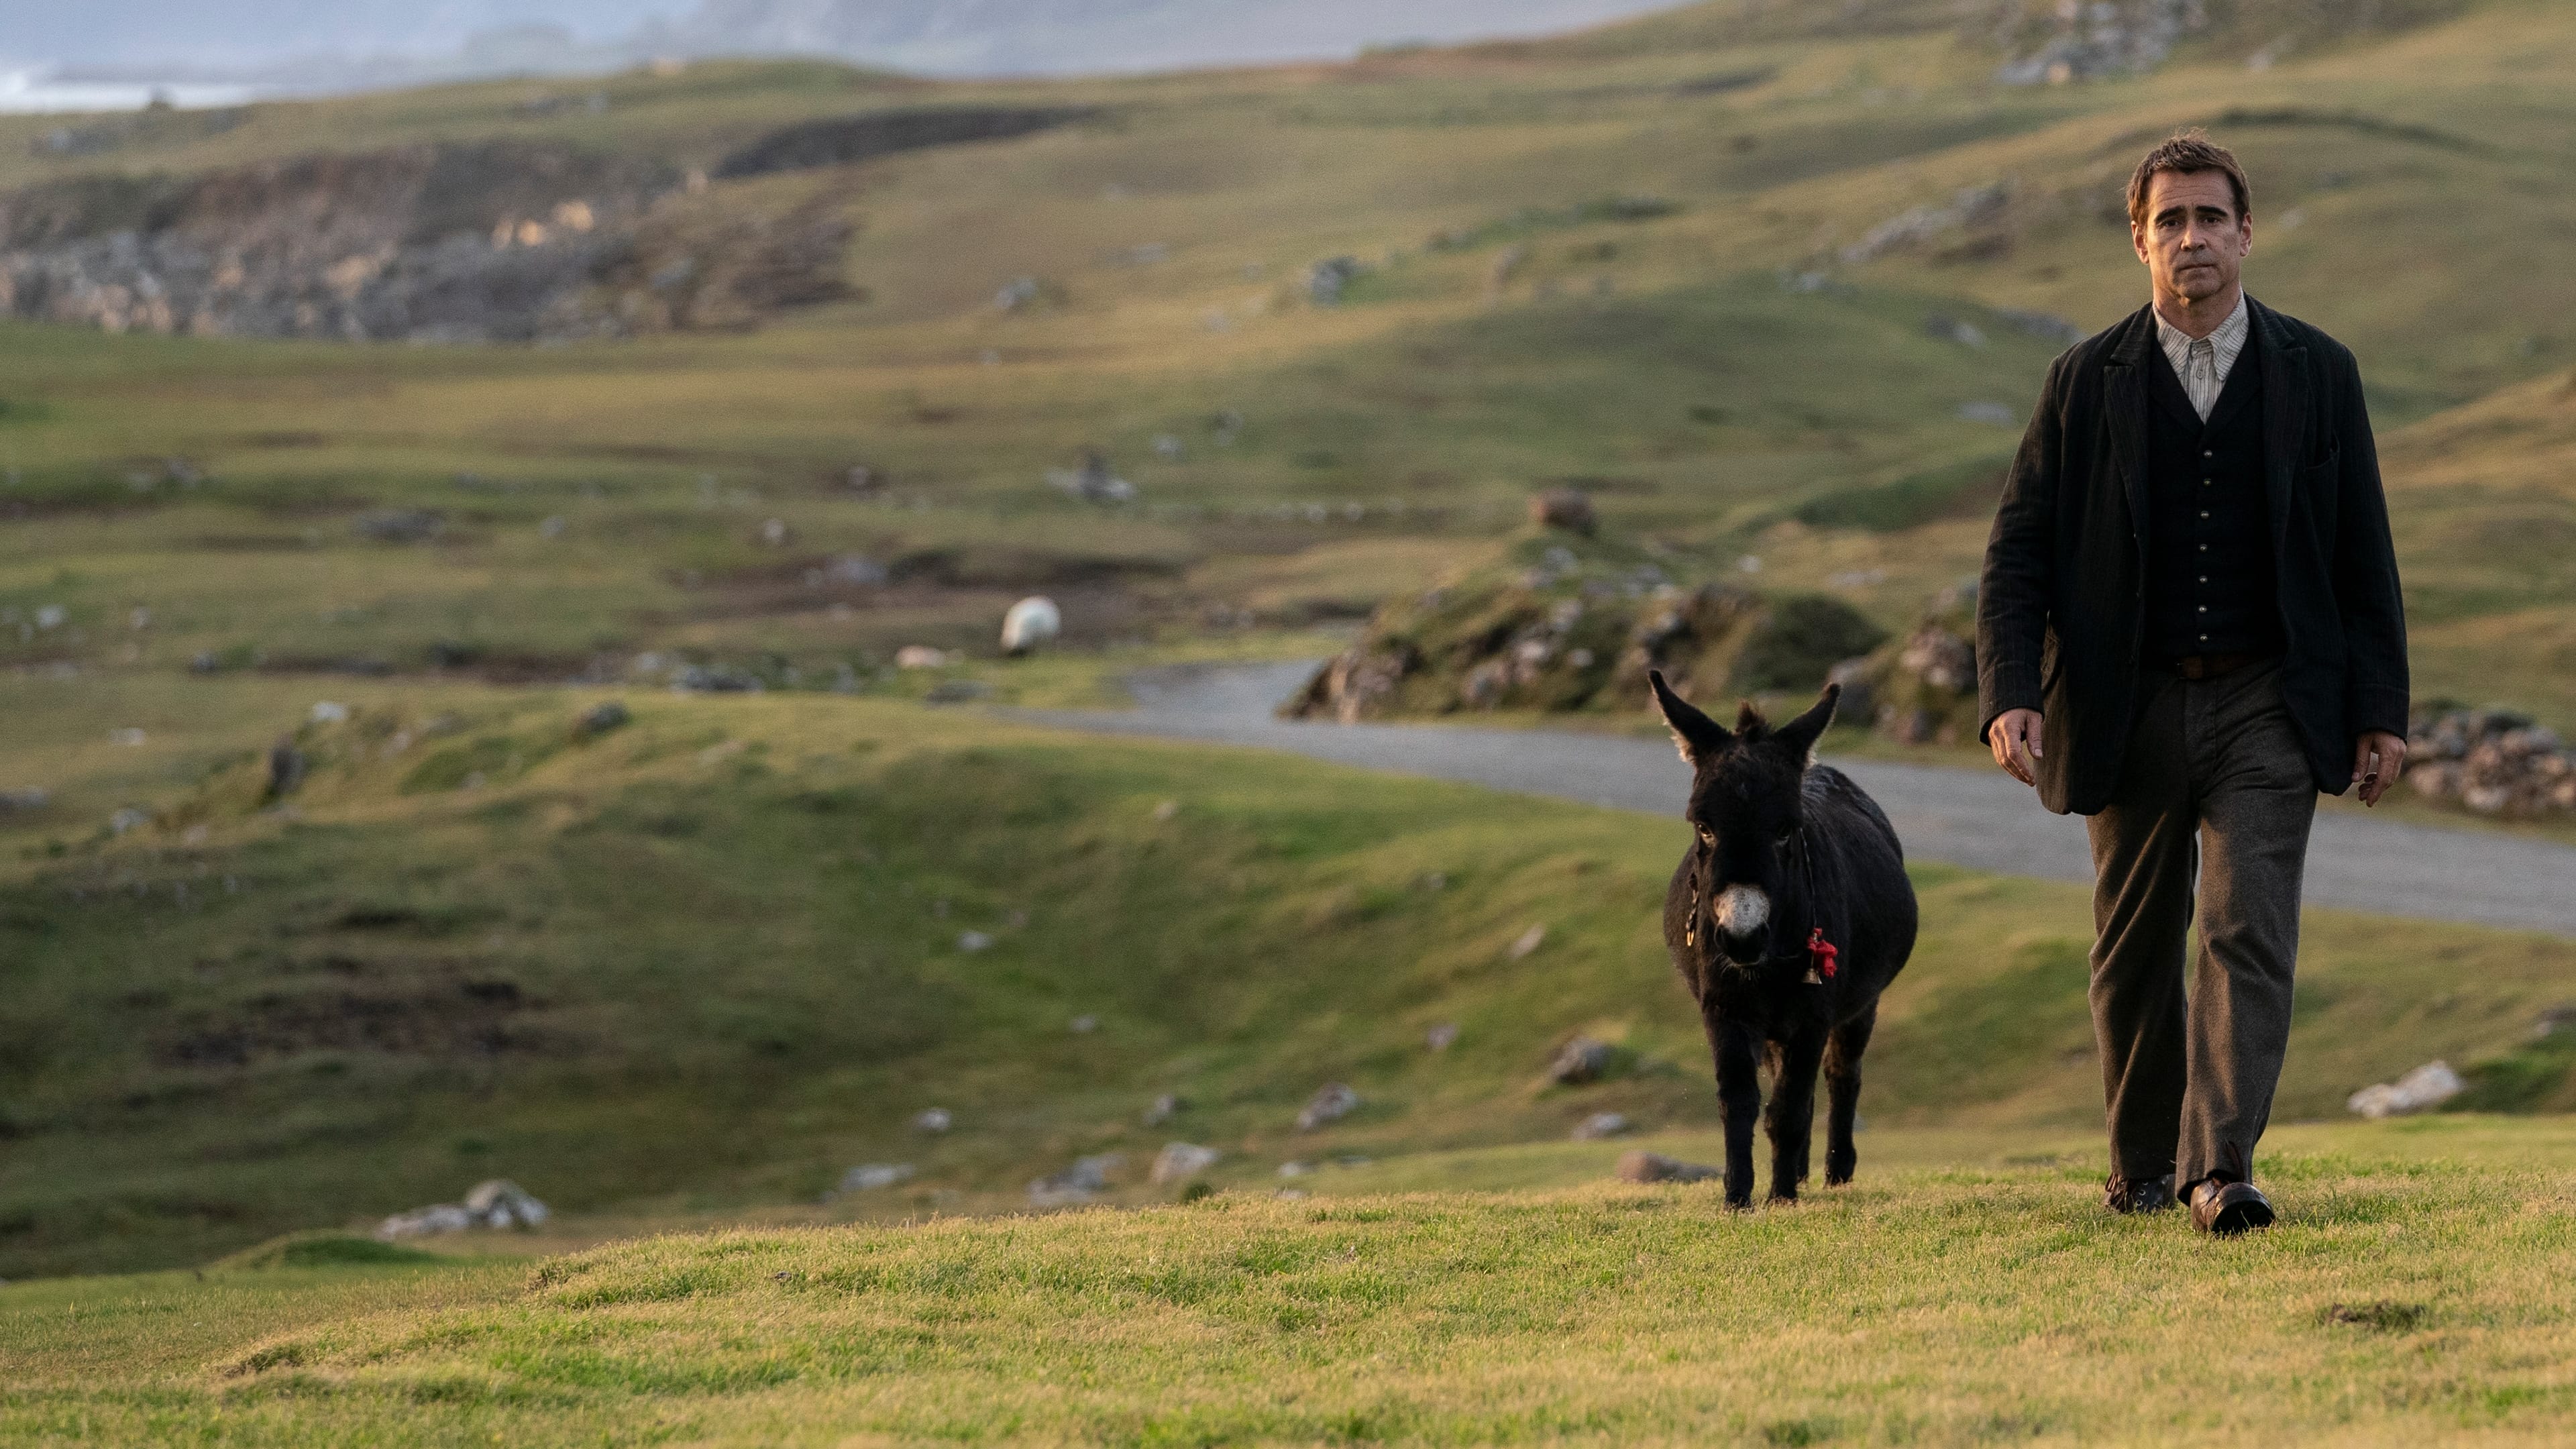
[0, 1, 1691, 80]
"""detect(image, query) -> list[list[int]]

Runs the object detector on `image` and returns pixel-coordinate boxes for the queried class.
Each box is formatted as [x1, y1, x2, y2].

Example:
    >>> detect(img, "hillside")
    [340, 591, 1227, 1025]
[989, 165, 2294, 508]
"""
[13, 1122, 2576, 1444]
[5, 0, 2576, 1285]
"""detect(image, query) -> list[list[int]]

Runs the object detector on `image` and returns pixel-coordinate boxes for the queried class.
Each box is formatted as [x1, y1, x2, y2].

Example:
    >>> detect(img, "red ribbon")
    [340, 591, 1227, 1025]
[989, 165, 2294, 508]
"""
[1807, 926, 1839, 981]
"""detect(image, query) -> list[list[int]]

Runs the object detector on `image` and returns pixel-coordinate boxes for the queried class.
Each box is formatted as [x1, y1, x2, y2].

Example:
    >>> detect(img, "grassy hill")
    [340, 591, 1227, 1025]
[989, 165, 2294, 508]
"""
[5, 678, 2574, 1281]
[5, 0, 2576, 1295]
[13, 1119, 2576, 1444]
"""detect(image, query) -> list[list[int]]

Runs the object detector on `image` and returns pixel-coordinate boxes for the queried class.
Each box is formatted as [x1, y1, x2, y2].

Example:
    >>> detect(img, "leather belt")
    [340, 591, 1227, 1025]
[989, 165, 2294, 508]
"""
[2163, 651, 2270, 680]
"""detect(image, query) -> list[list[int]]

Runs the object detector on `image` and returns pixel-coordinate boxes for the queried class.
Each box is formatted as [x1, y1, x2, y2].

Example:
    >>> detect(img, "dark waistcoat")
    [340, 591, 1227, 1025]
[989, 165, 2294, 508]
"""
[2141, 344, 2282, 661]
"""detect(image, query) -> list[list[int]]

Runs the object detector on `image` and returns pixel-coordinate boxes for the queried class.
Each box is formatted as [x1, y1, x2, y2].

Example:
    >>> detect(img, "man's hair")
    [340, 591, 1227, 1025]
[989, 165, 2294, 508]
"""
[2126, 129, 2252, 229]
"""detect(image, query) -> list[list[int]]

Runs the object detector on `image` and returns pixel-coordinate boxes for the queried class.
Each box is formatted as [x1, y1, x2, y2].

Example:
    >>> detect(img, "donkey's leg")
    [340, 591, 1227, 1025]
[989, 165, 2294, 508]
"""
[1704, 1009, 1764, 1210]
[1766, 1029, 1828, 1202]
[1823, 1003, 1879, 1186]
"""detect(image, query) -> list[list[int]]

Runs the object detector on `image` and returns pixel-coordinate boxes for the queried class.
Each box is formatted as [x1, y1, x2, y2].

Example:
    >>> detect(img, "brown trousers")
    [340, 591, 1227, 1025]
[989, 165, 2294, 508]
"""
[2085, 661, 2316, 1193]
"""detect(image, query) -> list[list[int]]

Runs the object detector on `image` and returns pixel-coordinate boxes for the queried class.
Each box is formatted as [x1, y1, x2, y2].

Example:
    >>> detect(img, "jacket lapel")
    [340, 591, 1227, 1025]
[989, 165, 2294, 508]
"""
[2251, 297, 2308, 557]
[2105, 306, 2155, 558]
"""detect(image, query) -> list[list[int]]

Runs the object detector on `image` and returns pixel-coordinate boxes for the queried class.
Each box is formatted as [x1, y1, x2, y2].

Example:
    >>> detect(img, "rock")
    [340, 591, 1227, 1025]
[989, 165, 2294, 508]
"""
[1028, 1152, 1122, 1206]
[572, 700, 631, 739]
[540, 515, 568, 539]
[823, 554, 886, 586]
[1069, 1014, 1099, 1034]
[1616, 1150, 1720, 1184]
[839, 1163, 914, 1193]
[2347, 1060, 2466, 1119]
[353, 508, 445, 543]
[1001, 596, 1061, 655]
[309, 701, 350, 724]
[264, 739, 307, 801]
[761, 518, 791, 547]
[1307, 255, 1366, 305]
[1142, 1093, 1182, 1126]
[376, 1203, 474, 1240]
[912, 1108, 953, 1134]
[996, 276, 1044, 311]
[1425, 1022, 1459, 1053]
[1046, 451, 1135, 504]
[1572, 1112, 1630, 1140]
[1152, 799, 1179, 821]
[0, 787, 50, 814]
[1296, 1082, 1360, 1132]
[1150, 1142, 1220, 1185]
[1957, 401, 2019, 427]
[957, 930, 994, 953]
[1507, 924, 1548, 961]
[894, 645, 953, 669]
[462, 1179, 549, 1228]
[109, 806, 152, 835]
[1528, 488, 1597, 535]
[923, 679, 992, 704]
[1549, 1037, 1614, 1085]
[1277, 1161, 1312, 1178]
[2405, 704, 2576, 816]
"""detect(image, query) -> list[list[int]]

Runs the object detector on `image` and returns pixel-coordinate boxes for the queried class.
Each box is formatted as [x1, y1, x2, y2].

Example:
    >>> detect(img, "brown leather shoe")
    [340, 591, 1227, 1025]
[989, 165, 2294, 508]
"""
[2104, 1173, 2176, 1215]
[2189, 1178, 2275, 1236]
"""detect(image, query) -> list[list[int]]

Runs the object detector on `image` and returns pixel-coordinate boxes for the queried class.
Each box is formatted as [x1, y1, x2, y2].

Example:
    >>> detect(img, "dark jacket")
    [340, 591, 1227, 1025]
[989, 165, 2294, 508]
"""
[1976, 297, 2408, 815]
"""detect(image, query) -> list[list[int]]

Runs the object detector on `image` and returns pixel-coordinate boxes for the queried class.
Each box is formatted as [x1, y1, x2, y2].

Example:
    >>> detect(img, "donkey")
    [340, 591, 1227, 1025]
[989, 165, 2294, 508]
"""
[1649, 671, 1917, 1209]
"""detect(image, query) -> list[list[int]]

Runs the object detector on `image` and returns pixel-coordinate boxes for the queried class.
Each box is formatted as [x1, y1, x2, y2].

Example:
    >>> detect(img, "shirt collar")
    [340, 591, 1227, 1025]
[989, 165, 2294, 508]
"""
[2154, 291, 2248, 356]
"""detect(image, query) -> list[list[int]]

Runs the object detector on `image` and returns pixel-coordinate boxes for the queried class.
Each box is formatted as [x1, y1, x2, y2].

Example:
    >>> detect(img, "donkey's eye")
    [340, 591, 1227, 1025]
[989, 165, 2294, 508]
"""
[1695, 826, 1715, 846]
[1774, 822, 1798, 844]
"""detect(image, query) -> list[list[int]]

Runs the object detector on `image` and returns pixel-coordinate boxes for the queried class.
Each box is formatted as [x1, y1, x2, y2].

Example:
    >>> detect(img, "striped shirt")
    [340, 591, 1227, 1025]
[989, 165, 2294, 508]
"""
[2154, 292, 2250, 421]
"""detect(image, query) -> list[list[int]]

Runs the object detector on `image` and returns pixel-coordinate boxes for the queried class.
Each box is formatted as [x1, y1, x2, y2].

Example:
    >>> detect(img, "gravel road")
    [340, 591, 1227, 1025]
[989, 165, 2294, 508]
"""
[1009, 661, 2576, 938]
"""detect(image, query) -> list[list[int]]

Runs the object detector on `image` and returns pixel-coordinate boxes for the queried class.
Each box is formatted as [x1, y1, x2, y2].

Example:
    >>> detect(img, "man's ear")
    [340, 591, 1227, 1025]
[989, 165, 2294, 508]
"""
[1648, 669, 1731, 767]
[1772, 682, 1841, 765]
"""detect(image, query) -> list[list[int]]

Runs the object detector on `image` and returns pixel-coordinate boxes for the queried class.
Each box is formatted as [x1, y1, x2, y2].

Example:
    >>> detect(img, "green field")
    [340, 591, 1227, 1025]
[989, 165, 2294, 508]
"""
[7, 1, 2576, 1438]
[11, 1118, 2576, 1446]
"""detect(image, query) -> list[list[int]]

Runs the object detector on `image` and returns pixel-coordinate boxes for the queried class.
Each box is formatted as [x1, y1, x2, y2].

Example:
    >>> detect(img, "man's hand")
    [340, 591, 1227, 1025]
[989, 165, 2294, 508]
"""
[1990, 708, 2043, 787]
[2353, 730, 2408, 807]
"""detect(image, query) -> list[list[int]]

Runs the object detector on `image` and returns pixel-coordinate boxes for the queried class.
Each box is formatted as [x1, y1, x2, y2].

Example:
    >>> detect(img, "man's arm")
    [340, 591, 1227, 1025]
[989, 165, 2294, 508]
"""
[1977, 350, 2072, 755]
[2326, 345, 2410, 802]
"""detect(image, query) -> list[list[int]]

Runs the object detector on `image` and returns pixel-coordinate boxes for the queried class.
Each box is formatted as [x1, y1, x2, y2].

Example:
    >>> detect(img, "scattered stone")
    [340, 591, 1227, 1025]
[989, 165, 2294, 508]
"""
[540, 515, 568, 539]
[923, 679, 992, 704]
[109, 727, 147, 747]
[839, 1163, 914, 1193]
[1572, 1112, 1631, 1140]
[1152, 433, 1185, 460]
[379, 1179, 550, 1238]
[572, 700, 631, 739]
[1841, 183, 2010, 264]
[1425, 1022, 1459, 1053]
[2347, 1061, 2466, 1119]
[109, 806, 152, 835]
[1143, 1093, 1182, 1126]
[1924, 314, 1986, 348]
[1150, 1142, 1220, 1185]
[1296, 1083, 1360, 1132]
[1277, 1161, 1313, 1178]
[1957, 400, 2019, 427]
[1528, 488, 1598, 535]
[1152, 799, 1179, 821]
[353, 508, 445, 543]
[1616, 1150, 1719, 1184]
[823, 554, 886, 586]
[1998, 307, 2084, 345]
[912, 1108, 953, 1134]
[264, 738, 306, 800]
[1028, 1153, 1122, 1207]
[1508, 924, 1548, 961]
[1550, 1037, 1615, 1085]
[1046, 451, 1135, 504]
[2407, 705, 2575, 816]
[894, 645, 954, 669]
[309, 700, 350, 724]
[33, 604, 64, 630]
[1069, 1014, 1099, 1034]
[957, 930, 994, 953]
[1307, 256, 1366, 306]
[996, 276, 1044, 311]
[761, 517, 791, 547]
[1002, 596, 1061, 655]
[0, 787, 50, 814]
[1996, 0, 2202, 85]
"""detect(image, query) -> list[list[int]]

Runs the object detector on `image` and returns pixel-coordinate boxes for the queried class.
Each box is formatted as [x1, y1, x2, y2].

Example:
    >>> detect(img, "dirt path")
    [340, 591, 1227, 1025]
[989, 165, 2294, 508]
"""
[1010, 661, 2576, 938]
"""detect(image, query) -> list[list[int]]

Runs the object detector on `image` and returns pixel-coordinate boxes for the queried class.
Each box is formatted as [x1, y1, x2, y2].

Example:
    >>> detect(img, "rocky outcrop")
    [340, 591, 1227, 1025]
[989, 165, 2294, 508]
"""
[0, 140, 853, 343]
[1285, 531, 1885, 724]
[2407, 706, 2575, 816]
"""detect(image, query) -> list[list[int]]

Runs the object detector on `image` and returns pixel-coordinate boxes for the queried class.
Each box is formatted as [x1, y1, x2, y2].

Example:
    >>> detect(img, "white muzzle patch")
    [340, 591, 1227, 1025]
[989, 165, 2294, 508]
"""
[1714, 884, 1770, 936]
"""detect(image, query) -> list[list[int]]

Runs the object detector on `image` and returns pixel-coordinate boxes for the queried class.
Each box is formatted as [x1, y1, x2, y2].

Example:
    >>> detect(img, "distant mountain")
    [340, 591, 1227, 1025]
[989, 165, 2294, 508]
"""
[12, 0, 1695, 93]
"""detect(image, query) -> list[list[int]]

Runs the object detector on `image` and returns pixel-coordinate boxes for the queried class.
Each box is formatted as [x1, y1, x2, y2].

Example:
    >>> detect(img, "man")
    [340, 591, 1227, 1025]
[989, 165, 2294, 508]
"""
[1976, 130, 2409, 1236]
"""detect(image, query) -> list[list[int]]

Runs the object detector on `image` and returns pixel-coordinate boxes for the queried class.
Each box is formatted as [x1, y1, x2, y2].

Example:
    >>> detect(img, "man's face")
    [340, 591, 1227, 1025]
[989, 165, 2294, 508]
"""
[2131, 168, 2251, 305]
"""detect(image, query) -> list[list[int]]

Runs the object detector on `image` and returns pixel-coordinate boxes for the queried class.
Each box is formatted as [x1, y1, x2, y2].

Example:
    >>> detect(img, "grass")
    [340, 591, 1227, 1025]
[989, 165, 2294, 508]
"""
[6, 675, 2573, 1283]
[9, 1118, 2576, 1444]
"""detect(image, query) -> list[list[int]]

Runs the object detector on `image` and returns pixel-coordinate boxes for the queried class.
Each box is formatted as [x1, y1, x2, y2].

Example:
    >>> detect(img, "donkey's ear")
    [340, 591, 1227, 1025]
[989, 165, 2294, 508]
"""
[1648, 669, 1731, 766]
[1772, 682, 1841, 765]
